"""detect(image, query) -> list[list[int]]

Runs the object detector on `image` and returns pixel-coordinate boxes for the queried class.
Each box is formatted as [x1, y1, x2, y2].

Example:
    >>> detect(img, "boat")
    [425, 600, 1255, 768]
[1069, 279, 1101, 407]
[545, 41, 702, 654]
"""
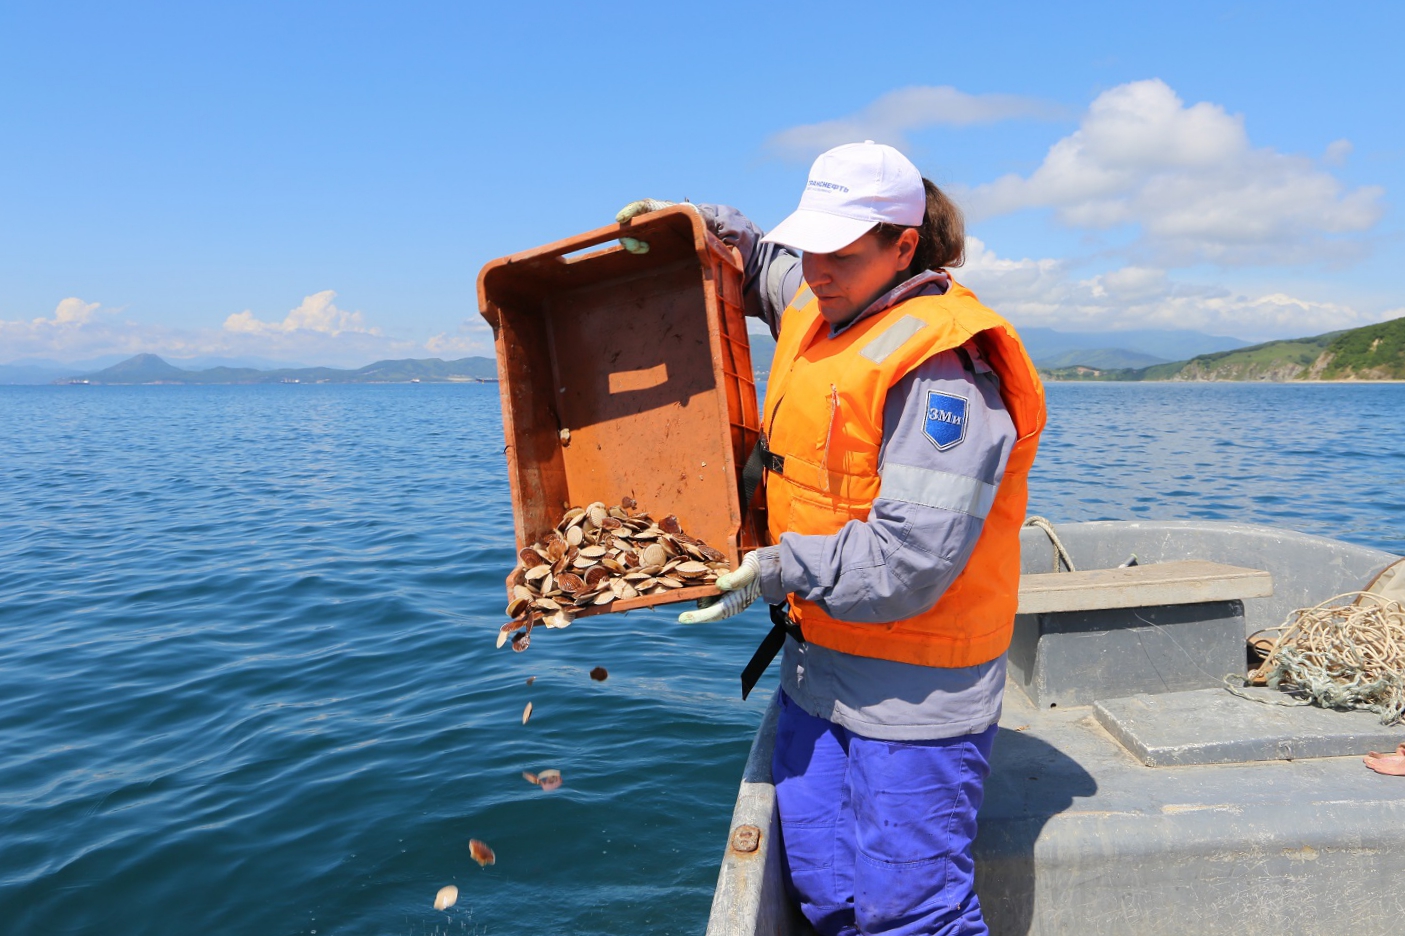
[706, 520, 1405, 936]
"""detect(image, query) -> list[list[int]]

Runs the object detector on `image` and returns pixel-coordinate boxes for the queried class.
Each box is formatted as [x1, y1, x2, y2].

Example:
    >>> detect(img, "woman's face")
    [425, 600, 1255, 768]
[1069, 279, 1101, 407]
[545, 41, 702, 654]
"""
[801, 228, 919, 326]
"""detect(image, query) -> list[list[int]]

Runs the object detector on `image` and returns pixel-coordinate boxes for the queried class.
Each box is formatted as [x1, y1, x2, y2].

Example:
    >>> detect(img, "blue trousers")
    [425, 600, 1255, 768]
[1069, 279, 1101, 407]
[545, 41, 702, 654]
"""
[771, 690, 997, 936]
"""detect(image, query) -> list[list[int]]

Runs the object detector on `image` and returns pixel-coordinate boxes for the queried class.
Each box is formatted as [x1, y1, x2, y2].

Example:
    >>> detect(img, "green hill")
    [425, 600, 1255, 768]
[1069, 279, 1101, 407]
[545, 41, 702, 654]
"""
[1171, 332, 1341, 381]
[1317, 315, 1405, 379]
[1042, 315, 1405, 382]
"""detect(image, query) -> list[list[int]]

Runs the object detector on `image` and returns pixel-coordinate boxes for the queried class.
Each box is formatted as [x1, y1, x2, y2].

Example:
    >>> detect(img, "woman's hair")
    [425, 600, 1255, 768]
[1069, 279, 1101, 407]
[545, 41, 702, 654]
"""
[872, 178, 965, 272]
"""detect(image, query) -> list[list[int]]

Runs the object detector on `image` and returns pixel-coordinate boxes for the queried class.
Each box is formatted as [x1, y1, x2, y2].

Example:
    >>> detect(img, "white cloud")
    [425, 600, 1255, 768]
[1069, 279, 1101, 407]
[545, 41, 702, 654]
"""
[223, 290, 378, 336]
[960, 237, 1397, 340]
[963, 79, 1383, 266]
[765, 85, 1062, 162]
[51, 298, 102, 324]
[1324, 139, 1353, 167]
[425, 318, 494, 357]
[0, 297, 134, 360]
[1, 291, 491, 368]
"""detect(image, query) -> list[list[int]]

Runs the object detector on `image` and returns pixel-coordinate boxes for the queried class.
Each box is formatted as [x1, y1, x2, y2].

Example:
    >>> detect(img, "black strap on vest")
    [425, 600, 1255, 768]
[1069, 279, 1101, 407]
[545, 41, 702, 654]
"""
[741, 434, 784, 515]
[740, 603, 804, 700]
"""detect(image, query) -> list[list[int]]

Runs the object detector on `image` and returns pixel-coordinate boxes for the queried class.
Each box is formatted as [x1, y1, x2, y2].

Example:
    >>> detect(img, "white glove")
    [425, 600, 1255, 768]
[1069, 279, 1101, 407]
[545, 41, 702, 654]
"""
[615, 199, 699, 254]
[678, 552, 762, 624]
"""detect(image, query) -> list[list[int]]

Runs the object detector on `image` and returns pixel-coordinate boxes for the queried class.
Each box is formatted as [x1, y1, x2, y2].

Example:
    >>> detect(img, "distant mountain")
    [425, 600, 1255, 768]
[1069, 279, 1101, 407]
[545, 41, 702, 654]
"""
[0, 363, 72, 384]
[1033, 348, 1170, 370]
[1041, 315, 1405, 382]
[1018, 327, 1248, 363]
[64, 354, 500, 385]
[86, 354, 191, 383]
[746, 331, 778, 375]
[2, 354, 136, 384]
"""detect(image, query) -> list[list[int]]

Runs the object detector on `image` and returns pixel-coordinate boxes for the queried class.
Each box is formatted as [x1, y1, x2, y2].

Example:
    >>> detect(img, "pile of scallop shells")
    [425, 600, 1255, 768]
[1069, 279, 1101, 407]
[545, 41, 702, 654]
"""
[497, 497, 730, 651]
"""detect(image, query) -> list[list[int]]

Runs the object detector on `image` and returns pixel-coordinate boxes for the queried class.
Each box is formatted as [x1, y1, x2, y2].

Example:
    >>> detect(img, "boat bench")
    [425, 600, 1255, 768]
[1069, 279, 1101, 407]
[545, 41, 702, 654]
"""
[1009, 560, 1274, 708]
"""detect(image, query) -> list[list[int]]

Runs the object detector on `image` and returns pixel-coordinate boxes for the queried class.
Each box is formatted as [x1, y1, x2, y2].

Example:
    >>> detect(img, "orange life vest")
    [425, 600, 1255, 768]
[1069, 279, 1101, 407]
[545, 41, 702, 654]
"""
[762, 280, 1046, 668]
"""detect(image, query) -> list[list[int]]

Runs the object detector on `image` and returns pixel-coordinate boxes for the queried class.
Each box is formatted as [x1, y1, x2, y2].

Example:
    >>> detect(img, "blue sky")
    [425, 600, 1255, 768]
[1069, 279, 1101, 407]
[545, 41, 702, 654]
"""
[2, 1, 1402, 366]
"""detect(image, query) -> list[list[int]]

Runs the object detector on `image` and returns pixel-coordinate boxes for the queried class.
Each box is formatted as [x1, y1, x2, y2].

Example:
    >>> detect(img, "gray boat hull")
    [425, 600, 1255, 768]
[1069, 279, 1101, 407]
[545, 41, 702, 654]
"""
[707, 521, 1405, 936]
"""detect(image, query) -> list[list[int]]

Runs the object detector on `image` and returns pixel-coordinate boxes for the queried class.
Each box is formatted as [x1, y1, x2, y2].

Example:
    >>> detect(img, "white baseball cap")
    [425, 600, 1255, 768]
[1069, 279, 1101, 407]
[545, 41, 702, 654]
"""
[761, 141, 925, 254]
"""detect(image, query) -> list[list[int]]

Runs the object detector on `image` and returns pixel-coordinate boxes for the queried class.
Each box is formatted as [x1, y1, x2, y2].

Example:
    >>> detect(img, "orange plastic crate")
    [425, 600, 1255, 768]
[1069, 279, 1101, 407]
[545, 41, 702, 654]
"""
[478, 206, 764, 614]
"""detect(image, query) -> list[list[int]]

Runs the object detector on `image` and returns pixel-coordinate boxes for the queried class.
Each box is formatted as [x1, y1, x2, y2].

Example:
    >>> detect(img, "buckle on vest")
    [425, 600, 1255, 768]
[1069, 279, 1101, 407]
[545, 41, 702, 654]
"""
[759, 434, 785, 476]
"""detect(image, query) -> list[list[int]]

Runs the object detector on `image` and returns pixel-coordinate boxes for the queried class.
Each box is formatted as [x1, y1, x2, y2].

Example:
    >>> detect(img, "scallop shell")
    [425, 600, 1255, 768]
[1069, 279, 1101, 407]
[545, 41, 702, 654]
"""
[469, 838, 496, 867]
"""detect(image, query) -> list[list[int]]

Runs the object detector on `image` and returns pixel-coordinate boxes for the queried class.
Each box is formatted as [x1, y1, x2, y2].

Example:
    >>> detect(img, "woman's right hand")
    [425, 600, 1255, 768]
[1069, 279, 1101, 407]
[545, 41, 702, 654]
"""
[615, 199, 687, 254]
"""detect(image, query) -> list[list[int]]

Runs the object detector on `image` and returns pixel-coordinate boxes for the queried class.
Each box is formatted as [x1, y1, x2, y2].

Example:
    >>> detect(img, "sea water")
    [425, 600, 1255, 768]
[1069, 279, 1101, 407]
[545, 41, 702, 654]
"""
[1, 382, 1401, 935]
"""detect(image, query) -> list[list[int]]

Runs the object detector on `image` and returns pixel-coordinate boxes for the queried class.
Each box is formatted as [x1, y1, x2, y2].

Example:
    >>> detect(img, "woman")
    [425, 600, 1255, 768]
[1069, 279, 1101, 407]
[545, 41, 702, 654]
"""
[619, 142, 1045, 936]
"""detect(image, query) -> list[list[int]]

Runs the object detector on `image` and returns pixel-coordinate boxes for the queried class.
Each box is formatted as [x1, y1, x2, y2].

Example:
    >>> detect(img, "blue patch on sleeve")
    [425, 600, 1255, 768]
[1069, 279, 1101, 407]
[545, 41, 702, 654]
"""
[922, 390, 969, 451]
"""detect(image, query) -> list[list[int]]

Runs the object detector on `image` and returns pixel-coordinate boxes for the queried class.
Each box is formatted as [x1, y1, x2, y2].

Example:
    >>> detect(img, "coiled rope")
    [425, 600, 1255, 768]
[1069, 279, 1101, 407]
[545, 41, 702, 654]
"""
[1024, 516, 1076, 573]
[1244, 591, 1405, 727]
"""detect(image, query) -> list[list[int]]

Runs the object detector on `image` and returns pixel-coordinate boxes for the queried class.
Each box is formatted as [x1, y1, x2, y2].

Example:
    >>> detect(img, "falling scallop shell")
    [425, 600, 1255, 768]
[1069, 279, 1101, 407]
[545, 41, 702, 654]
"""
[522, 701, 533, 724]
[469, 839, 496, 867]
[434, 884, 459, 910]
[536, 769, 562, 792]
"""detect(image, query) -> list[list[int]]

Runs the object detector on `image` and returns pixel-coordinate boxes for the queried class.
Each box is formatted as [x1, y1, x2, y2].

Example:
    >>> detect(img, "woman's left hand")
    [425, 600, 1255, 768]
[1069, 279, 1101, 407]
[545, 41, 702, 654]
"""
[677, 552, 762, 624]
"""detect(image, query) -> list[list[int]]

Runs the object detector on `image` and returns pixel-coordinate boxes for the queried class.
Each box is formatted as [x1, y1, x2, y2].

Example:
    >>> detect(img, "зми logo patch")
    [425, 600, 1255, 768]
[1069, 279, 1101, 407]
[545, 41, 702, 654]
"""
[923, 390, 969, 451]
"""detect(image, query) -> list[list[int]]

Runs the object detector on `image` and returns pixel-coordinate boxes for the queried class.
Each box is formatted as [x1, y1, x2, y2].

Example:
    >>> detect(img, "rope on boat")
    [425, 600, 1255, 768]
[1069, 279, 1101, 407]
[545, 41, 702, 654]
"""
[1024, 516, 1076, 573]
[1232, 591, 1405, 727]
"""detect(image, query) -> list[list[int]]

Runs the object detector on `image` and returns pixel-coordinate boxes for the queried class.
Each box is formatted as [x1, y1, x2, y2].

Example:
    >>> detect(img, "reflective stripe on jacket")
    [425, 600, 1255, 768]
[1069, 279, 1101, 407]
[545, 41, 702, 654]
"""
[763, 281, 1046, 668]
